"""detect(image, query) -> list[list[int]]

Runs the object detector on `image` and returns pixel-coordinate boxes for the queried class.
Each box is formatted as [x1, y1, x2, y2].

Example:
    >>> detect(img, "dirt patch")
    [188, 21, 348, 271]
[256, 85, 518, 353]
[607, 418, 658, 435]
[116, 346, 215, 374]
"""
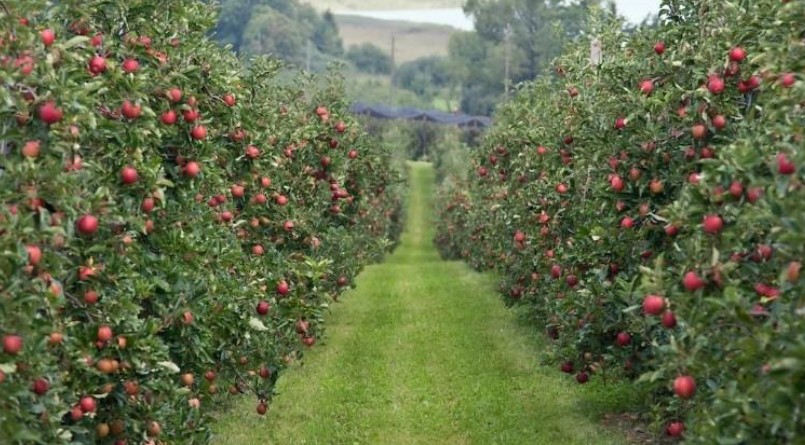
[601, 413, 676, 445]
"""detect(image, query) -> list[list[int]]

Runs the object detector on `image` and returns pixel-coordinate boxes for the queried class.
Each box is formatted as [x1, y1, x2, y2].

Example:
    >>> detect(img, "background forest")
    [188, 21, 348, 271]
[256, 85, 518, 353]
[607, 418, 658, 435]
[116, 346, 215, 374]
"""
[211, 0, 657, 116]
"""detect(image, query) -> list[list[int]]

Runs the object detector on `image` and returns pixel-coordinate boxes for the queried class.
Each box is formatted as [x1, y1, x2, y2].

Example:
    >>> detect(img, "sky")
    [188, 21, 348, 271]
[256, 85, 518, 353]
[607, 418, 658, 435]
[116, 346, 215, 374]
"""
[344, 1, 664, 31]
[614, 0, 663, 24]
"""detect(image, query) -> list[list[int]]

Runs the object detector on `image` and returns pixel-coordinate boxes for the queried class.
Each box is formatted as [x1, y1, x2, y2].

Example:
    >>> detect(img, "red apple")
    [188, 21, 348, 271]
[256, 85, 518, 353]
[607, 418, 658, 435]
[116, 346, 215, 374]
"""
[40, 29, 56, 46]
[166, 88, 182, 103]
[141, 198, 155, 213]
[639, 79, 654, 95]
[121, 101, 141, 119]
[97, 325, 113, 342]
[673, 375, 696, 399]
[89, 55, 107, 74]
[780, 73, 796, 88]
[26, 245, 42, 266]
[22, 140, 40, 158]
[256, 300, 270, 316]
[277, 280, 289, 296]
[121, 58, 139, 73]
[184, 161, 201, 178]
[120, 166, 138, 184]
[747, 187, 763, 203]
[649, 179, 664, 194]
[661, 311, 677, 328]
[787, 261, 801, 283]
[691, 123, 707, 139]
[38, 102, 63, 124]
[190, 125, 207, 140]
[707, 75, 725, 94]
[2, 334, 23, 355]
[654, 41, 665, 55]
[79, 395, 96, 413]
[76, 214, 99, 235]
[550, 264, 562, 279]
[621, 216, 634, 229]
[245, 145, 260, 159]
[728, 180, 743, 198]
[643, 294, 665, 315]
[161, 110, 177, 125]
[575, 372, 588, 384]
[84, 290, 99, 304]
[560, 361, 574, 374]
[666, 421, 685, 437]
[777, 153, 795, 175]
[223, 94, 236, 107]
[712, 115, 727, 130]
[183, 109, 200, 122]
[615, 332, 631, 347]
[729, 47, 746, 62]
[702, 214, 723, 234]
[295, 319, 310, 334]
[682, 271, 705, 292]
[32, 377, 49, 395]
[610, 175, 624, 192]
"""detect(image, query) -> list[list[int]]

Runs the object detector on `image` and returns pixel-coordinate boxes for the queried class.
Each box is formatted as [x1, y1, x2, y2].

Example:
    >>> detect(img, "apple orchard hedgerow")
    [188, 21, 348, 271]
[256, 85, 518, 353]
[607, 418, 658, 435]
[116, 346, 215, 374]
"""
[435, 0, 804, 443]
[0, 0, 403, 443]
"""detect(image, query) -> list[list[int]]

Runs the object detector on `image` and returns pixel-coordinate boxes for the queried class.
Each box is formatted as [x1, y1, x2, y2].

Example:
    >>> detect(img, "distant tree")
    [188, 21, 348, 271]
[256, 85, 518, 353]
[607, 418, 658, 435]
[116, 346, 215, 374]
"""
[464, 0, 600, 82]
[241, 6, 307, 63]
[345, 43, 393, 75]
[213, 0, 345, 67]
[393, 56, 453, 100]
[214, 0, 264, 51]
[446, 31, 505, 116]
[446, 0, 603, 115]
[314, 10, 344, 56]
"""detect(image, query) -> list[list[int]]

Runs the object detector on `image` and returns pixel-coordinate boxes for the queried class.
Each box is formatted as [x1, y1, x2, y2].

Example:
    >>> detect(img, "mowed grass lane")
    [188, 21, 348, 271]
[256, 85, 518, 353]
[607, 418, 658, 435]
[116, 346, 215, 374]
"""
[216, 162, 631, 445]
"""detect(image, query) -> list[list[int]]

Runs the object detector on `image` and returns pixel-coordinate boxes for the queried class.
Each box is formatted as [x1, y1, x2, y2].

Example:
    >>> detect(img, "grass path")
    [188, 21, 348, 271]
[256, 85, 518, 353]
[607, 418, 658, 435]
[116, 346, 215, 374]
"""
[216, 162, 630, 445]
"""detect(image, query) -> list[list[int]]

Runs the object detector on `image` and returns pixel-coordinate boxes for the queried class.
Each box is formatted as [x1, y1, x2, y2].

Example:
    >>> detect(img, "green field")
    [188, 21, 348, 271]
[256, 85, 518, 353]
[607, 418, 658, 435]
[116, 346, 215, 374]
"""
[335, 15, 456, 64]
[215, 163, 638, 445]
[302, 0, 464, 11]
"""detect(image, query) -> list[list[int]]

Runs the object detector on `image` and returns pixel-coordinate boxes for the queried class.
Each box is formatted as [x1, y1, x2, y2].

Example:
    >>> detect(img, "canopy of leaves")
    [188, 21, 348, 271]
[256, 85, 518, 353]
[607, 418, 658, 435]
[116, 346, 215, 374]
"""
[345, 43, 393, 75]
[213, 0, 344, 66]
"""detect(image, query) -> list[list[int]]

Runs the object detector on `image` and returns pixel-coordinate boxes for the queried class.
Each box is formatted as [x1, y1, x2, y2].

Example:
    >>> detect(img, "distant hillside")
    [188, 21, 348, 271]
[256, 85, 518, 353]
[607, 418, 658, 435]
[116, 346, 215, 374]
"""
[302, 0, 464, 11]
[335, 15, 456, 63]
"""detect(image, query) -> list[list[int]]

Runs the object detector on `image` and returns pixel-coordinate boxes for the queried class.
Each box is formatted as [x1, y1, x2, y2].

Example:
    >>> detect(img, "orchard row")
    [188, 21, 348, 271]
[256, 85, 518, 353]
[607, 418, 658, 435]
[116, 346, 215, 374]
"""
[0, 1, 402, 444]
[435, 0, 804, 443]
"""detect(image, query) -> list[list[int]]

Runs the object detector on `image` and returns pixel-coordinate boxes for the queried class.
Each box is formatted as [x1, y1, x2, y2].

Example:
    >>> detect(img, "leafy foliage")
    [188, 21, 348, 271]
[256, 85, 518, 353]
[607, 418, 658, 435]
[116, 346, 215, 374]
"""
[0, 0, 402, 443]
[213, 0, 344, 65]
[435, 0, 805, 443]
[345, 43, 393, 75]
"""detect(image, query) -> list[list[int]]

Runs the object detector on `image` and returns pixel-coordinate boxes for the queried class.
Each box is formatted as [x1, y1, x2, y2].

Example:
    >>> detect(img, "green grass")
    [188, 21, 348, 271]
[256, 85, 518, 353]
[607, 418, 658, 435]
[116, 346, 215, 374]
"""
[335, 15, 456, 64]
[302, 0, 465, 11]
[214, 162, 636, 445]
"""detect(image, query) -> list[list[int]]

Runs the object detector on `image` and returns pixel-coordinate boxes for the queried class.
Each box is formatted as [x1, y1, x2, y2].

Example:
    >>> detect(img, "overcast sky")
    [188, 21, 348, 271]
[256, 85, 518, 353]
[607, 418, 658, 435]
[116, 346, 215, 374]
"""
[614, 0, 662, 23]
